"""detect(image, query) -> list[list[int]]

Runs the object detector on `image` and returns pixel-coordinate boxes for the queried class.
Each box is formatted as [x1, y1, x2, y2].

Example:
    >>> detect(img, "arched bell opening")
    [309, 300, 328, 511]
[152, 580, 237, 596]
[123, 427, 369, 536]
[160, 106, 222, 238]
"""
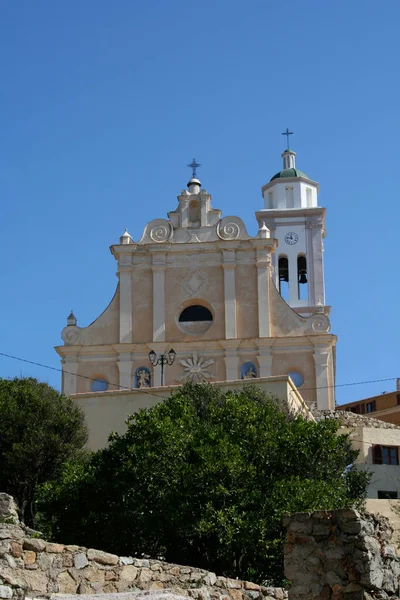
[297, 254, 308, 301]
[278, 255, 289, 301]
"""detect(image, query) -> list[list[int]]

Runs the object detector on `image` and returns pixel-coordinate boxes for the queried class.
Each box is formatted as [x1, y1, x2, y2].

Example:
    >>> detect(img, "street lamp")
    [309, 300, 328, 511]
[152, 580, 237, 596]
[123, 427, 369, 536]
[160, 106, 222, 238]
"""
[148, 349, 176, 386]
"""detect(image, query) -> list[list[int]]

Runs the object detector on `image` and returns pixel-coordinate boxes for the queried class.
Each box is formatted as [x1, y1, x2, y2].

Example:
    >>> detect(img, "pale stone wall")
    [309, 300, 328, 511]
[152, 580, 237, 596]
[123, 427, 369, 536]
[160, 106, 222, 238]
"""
[284, 509, 400, 599]
[72, 377, 313, 450]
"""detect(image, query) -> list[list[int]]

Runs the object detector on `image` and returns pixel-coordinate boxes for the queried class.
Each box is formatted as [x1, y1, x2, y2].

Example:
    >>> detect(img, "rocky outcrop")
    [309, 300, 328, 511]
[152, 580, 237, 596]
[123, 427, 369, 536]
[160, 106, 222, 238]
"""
[285, 509, 400, 599]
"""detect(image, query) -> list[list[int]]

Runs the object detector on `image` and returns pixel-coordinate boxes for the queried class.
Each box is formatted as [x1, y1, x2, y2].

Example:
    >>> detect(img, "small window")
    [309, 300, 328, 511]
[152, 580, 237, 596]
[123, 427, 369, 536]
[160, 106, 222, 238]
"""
[285, 186, 294, 208]
[287, 371, 304, 388]
[297, 255, 308, 301]
[306, 187, 312, 207]
[91, 378, 109, 392]
[378, 491, 398, 499]
[278, 255, 289, 301]
[396, 393, 400, 406]
[188, 200, 200, 225]
[373, 445, 399, 465]
[366, 401, 376, 413]
[179, 306, 213, 322]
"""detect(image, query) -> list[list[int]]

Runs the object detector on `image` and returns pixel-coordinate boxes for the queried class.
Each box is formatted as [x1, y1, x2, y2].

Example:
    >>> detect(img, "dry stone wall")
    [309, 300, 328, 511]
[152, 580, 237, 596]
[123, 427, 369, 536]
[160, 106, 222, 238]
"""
[285, 509, 400, 600]
[0, 495, 285, 600]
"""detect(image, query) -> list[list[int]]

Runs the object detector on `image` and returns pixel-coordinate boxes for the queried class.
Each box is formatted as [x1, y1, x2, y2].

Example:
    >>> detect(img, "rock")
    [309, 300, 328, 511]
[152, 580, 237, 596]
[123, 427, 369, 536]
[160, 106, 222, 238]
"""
[9, 542, 22, 558]
[0, 586, 12, 599]
[226, 579, 242, 589]
[23, 551, 36, 565]
[139, 568, 153, 584]
[203, 573, 217, 586]
[0, 526, 24, 540]
[120, 556, 134, 565]
[23, 538, 46, 552]
[0, 495, 19, 525]
[57, 570, 78, 594]
[50, 593, 192, 600]
[150, 582, 165, 590]
[169, 566, 181, 577]
[120, 565, 138, 582]
[87, 548, 119, 565]
[74, 551, 89, 569]
[45, 542, 65, 553]
[134, 559, 150, 568]
[244, 582, 260, 591]
[227, 590, 243, 600]
[22, 569, 48, 594]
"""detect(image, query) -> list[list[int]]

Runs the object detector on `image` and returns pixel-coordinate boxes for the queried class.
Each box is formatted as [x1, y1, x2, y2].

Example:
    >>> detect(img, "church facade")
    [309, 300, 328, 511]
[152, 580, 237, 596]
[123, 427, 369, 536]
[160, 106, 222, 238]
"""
[56, 147, 336, 410]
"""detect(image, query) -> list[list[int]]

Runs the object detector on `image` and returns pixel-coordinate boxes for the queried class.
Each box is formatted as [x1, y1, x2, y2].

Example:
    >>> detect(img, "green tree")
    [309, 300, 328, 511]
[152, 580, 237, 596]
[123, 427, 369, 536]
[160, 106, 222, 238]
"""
[38, 383, 369, 583]
[0, 377, 88, 526]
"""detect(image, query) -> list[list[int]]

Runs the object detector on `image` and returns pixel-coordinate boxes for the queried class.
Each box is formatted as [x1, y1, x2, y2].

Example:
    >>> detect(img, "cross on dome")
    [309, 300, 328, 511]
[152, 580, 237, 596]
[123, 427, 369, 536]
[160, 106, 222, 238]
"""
[187, 158, 202, 179]
[281, 128, 294, 150]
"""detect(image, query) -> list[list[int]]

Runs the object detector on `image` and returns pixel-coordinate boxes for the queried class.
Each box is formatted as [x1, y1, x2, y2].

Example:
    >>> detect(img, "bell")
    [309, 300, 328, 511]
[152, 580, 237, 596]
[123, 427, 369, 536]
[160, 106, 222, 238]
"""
[298, 270, 307, 284]
[279, 270, 289, 282]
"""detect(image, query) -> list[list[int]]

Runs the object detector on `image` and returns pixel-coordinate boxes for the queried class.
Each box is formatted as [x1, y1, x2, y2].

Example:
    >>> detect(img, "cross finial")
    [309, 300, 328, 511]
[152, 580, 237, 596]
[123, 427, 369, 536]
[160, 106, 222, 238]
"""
[281, 128, 294, 149]
[187, 158, 202, 179]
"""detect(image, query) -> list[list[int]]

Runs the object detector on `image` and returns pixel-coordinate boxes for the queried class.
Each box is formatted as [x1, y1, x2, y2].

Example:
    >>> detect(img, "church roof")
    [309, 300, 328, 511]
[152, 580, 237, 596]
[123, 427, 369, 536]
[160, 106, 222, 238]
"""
[270, 167, 311, 182]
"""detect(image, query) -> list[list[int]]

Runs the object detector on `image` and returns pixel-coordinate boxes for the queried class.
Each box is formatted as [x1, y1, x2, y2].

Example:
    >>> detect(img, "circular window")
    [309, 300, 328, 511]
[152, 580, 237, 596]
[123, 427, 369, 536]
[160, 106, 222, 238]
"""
[91, 378, 109, 392]
[178, 304, 213, 335]
[287, 371, 304, 388]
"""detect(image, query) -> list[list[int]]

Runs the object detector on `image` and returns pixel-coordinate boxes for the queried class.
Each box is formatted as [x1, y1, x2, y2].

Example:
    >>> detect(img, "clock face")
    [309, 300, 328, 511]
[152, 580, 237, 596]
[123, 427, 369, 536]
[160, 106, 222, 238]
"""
[284, 232, 299, 245]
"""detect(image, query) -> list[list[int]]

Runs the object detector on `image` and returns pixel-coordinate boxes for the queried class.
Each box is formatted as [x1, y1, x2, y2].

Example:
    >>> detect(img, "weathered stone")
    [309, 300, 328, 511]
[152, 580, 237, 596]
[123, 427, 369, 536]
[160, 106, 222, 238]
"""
[22, 569, 48, 594]
[62, 553, 74, 567]
[83, 566, 105, 583]
[23, 550, 36, 565]
[45, 542, 64, 553]
[23, 538, 46, 552]
[9, 542, 22, 559]
[190, 572, 205, 583]
[120, 556, 134, 565]
[58, 571, 78, 594]
[274, 590, 285, 600]
[169, 566, 181, 577]
[158, 572, 172, 583]
[87, 548, 119, 565]
[0, 586, 12, 599]
[105, 570, 117, 581]
[64, 545, 80, 552]
[0, 495, 19, 525]
[139, 568, 153, 584]
[133, 559, 150, 568]
[104, 583, 118, 593]
[227, 590, 243, 600]
[74, 552, 89, 569]
[244, 582, 260, 591]
[226, 579, 242, 590]
[120, 565, 138, 582]
[0, 526, 23, 540]
[204, 573, 217, 586]
[150, 582, 165, 590]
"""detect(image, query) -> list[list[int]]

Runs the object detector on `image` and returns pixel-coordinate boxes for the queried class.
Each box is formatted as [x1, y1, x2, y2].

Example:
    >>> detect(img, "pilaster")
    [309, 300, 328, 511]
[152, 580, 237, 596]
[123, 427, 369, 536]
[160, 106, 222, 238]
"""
[222, 249, 237, 339]
[119, 260, 133, 343]
[152, 253, 166, 343]
[62, 355, 79, 396]
[257, 343, 273, 377]
[307, 220, 325, 306]
[313, 344, 332, 410]
[221, 341, 240, 380]
[256, 249, 272, 338]
[117, 353, 133, 390]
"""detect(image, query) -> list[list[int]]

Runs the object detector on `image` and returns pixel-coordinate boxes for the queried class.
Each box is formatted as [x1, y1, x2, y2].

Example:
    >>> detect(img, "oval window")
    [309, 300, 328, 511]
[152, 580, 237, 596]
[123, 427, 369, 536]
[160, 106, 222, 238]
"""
[91, 378, 109, 392]
[178, 304, 213, 335]
[287, 371, 304, 388]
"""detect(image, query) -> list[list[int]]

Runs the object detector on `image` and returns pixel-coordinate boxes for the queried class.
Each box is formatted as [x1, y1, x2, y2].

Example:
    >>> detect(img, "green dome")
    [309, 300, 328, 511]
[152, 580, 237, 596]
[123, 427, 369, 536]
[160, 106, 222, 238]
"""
[270, 167, 310, 182]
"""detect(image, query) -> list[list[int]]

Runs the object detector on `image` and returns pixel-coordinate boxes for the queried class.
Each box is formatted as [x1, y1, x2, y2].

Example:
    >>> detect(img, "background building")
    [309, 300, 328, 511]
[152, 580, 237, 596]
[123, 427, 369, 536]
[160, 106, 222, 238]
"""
[340, 379, 400, 426]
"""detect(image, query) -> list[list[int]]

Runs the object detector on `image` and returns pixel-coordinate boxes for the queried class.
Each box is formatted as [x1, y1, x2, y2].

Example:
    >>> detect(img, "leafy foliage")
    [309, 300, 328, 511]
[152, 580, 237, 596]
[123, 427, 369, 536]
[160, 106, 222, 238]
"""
[37, 383, 369, 583]
[0, 377, 88, 526]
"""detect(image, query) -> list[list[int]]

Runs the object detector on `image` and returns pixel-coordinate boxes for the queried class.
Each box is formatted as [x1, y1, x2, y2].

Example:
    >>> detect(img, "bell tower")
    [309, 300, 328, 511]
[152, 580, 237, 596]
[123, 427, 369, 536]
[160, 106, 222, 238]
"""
[256, 136, 326, 316]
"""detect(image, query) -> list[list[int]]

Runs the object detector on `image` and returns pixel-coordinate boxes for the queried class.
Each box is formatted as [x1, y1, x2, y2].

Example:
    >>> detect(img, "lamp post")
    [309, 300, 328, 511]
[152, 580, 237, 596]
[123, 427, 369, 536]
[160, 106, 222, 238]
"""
[148, 348, 176, 387]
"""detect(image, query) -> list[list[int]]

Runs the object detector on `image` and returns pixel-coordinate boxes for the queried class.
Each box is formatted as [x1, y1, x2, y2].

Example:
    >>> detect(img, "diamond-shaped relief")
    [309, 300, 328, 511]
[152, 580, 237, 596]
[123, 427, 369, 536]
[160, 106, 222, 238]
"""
[181, 269, 207, 297]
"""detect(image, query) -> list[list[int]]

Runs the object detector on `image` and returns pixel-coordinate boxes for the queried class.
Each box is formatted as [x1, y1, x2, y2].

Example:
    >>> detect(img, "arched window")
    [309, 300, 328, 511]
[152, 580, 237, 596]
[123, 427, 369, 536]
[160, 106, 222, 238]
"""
[297, 254, 308, 301]
[135, 366, 151, 388]
[188, 200, 200, 226]
[278, 255, 289, 301]
[240, 362, 258, 380]
[91, 378, 109, 392]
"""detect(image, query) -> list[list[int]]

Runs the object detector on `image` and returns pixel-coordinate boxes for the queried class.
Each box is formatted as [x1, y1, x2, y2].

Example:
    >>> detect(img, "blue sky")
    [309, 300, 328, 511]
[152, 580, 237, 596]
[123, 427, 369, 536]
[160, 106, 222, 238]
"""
[0, 0, 399, 405]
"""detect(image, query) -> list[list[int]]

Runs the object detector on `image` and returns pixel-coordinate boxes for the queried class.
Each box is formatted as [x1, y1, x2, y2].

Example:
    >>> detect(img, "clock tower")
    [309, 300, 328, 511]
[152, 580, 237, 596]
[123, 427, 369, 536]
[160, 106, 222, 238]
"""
[256, 145, 326, 316]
